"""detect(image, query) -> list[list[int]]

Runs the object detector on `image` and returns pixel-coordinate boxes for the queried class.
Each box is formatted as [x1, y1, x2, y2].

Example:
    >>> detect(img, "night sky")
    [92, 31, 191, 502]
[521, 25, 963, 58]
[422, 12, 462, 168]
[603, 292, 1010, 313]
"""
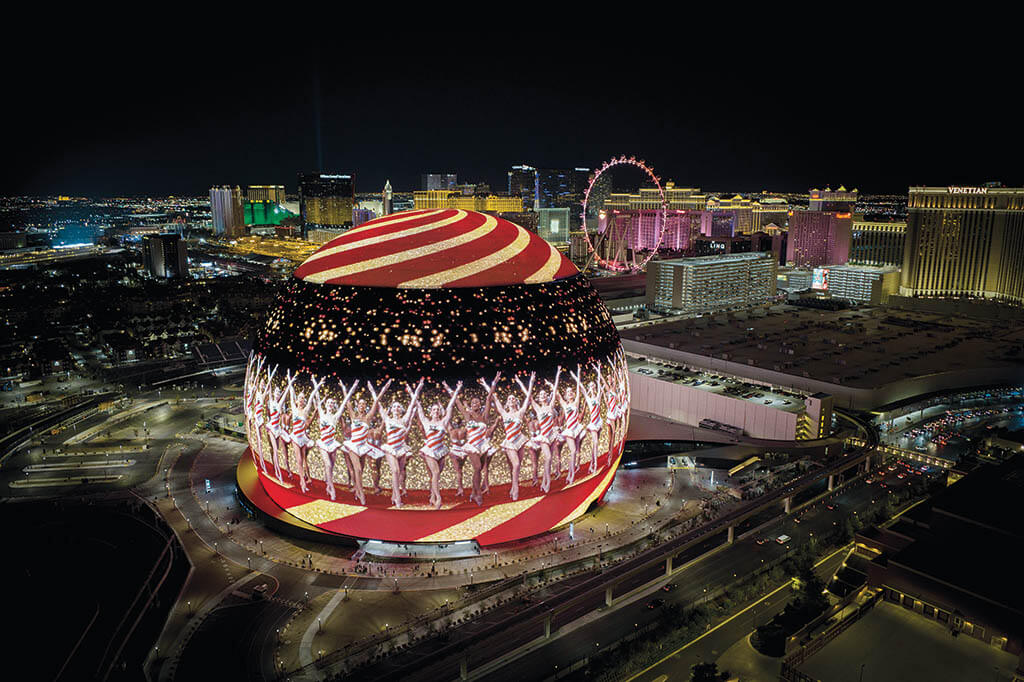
[5, 14, 1019, 197]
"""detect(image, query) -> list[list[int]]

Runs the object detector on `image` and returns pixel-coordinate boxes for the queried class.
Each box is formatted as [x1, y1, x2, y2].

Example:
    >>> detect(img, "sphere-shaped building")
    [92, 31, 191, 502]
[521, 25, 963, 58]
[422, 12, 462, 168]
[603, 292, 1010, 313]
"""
[239, 209, 629, 544]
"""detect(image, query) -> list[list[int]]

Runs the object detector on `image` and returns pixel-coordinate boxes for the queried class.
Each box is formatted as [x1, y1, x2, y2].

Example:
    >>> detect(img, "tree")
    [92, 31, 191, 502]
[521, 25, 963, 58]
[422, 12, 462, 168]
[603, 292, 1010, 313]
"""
[690, 661, 729, 682]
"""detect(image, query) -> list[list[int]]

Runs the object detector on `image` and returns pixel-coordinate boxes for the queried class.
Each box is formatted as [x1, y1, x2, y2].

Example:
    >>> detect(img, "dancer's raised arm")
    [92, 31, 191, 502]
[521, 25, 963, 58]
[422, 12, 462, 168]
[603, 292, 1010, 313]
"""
[403, 378, 425, 424]
[303, 377, 324, 419]
[443, 381, 463, 427]
[338, 380, 359, 414]
[366, 378, 393, 422]
[442, 380, 470, 418]
[479, 372, 501, 414]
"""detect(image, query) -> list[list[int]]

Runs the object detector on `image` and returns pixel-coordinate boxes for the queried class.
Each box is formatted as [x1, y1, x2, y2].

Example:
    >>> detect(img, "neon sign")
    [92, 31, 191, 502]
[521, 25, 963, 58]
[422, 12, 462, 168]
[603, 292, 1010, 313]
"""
[947, 187, 987, 195]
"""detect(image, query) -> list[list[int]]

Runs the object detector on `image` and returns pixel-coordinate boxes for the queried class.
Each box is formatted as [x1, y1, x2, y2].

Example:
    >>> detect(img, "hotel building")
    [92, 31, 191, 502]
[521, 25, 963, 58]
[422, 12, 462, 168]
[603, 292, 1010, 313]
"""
[298, 173, 355, 238]
[787, 209, 852, 267]
[850, 217, 906, 267]
[646, 252, 777, 314]
[900, 186, 1024, 302]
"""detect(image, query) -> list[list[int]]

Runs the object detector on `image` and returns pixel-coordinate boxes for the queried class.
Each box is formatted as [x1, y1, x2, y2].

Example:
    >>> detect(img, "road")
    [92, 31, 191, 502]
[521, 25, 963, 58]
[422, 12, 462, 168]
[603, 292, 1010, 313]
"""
[336, 459, 922, 682]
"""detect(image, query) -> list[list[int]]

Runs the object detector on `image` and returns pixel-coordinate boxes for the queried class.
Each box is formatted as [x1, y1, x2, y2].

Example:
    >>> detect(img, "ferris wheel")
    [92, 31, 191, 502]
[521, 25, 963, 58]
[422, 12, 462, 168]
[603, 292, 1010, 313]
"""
[580, 155, 667, 272]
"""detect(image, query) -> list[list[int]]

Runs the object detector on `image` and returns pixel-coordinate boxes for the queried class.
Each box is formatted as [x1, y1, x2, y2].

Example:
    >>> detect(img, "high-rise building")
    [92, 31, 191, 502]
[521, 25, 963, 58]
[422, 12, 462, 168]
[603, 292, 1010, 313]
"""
[210, 185, 246, 237]
[752, 198, 790, 231]
[298, 173, 355, 239]
[144, 233, 188, 279]
[537, 168, 572, 210]
[382, 180, 393, 216]
[247, 185, 286, 203]
[508, 165, 538, 211]
[808, 186, 858, 212]
[900, 186, 1024, 302]
[352, 208, 376, 227]
[603, 209, 703, 252]
[786, 210, 852, 267]
[421, 173, 457, 191]
[850, 217, 906, 267]
[537, 208, 570, 244]
[706, 195, 754, 234]
[646, 252, 777, 314]
[692, 231, 786, 265]
[702, 210, 737, 238]
[811, 265, 899, 304]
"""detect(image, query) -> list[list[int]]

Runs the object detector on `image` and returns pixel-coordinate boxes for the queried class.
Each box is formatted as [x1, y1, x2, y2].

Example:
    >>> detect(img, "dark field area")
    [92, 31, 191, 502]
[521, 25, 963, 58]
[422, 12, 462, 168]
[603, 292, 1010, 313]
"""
[0, 498, 188, 681]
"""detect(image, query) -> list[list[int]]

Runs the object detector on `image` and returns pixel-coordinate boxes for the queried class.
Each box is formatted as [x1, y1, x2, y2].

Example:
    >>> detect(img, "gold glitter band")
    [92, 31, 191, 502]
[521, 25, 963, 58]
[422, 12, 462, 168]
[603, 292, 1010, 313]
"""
[524, 242, 564, 284]
[548, 452, 623, 531]
[302, 209, 456, 266]
[416, 496, 543, 542]
[398, 216, 523, 288]
[287, 498, 366, 525]
[304, 211, 503, 284]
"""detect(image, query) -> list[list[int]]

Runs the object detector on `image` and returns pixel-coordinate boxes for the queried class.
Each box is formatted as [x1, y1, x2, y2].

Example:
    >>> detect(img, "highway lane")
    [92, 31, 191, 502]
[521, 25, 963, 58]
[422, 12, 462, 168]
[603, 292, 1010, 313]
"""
[625, 548, 851, 682]
[338, 461, 918, 682]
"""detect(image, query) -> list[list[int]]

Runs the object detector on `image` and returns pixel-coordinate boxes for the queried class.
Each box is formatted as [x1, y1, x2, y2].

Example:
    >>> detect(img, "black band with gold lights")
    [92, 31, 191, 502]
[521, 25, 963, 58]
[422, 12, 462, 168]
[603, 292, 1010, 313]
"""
[254, 273, 619, 381]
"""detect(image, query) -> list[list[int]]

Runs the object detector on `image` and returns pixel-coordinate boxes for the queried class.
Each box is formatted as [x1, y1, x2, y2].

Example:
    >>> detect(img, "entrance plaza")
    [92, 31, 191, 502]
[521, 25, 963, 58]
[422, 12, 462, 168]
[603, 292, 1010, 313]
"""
[187, 436, 712, 588]
[149, 434, 720, 678]
[799, 601, 1019, 682]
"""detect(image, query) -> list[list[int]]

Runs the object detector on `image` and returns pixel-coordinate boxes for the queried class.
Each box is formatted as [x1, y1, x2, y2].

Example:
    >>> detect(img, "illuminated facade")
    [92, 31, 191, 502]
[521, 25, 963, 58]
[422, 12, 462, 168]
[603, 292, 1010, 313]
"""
[413, 191, 523, 213]
[850, 217, 906, 267]
[298, 173, 355, 238]
[603, 183, 706, 212]
[242, 209, 628, 544]
[245, 200, 295, 226]
[753, 198, 790, 231]
[808, 186, 858, 212]
[706, 195, 754, 234]
[210, 185, 246, 237]
[813, 265, 899, 304]
[603, 209, 703, 252]
[507, 165, 537, 210]
[900, 187, 1024, 302]
[646, 252, 777, 313]
[537, 207, 570, 244]
[247, 185, 286, 203]
[786, 209, 852, 267]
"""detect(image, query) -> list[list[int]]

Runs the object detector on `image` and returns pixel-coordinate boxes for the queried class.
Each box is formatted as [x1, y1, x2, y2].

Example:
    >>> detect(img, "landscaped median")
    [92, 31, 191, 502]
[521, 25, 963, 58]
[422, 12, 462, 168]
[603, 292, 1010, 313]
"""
[591, 487, 930, 682]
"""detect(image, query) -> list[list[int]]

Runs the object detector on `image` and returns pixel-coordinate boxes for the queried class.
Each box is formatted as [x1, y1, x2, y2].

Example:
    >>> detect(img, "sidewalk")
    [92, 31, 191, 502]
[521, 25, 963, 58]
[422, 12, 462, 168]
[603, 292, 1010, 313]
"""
[716, 634, 780, 681]
[188, 437, 701, 590]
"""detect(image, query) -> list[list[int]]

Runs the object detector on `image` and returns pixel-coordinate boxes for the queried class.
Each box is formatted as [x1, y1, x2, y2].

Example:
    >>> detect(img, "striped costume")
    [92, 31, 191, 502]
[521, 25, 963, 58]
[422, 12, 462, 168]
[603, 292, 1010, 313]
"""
[562, 404, 583, 439]
[501, 415, 527, 449]
[420, 420, 449, 460]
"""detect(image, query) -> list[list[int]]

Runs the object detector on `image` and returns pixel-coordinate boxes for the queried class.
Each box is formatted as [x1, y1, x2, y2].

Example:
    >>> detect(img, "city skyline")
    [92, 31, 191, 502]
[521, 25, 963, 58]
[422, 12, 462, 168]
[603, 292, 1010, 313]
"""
[4, 11, 1024, 682]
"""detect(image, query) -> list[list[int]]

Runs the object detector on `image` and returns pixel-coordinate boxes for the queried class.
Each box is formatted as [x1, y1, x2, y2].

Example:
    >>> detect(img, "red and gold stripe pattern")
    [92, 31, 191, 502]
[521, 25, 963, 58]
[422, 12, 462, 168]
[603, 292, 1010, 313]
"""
[240, 440, 624, 545]
[293, 209, 578, 288]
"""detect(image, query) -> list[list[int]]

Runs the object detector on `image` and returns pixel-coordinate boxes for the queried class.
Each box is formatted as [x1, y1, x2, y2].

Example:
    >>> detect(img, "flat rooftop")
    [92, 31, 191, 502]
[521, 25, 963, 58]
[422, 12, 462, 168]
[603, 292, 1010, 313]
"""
[620, 305, 1024, 390]
[627, 356, 807, 414]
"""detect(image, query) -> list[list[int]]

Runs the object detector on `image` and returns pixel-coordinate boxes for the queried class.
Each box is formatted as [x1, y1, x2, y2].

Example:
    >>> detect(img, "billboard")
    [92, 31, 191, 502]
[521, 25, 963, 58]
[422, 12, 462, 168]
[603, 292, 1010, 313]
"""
[812, 267, 830, 290]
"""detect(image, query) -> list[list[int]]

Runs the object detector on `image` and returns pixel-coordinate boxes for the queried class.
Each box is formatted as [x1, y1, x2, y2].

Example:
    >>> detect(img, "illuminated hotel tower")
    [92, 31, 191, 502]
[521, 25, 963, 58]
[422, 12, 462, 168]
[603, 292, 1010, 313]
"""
[787, 209, 852, 267]
[382, 179, 393, 216]
[298, 172, 355, 239]
[209, 185, 246, 237]
[900, 186, 1024, 302]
